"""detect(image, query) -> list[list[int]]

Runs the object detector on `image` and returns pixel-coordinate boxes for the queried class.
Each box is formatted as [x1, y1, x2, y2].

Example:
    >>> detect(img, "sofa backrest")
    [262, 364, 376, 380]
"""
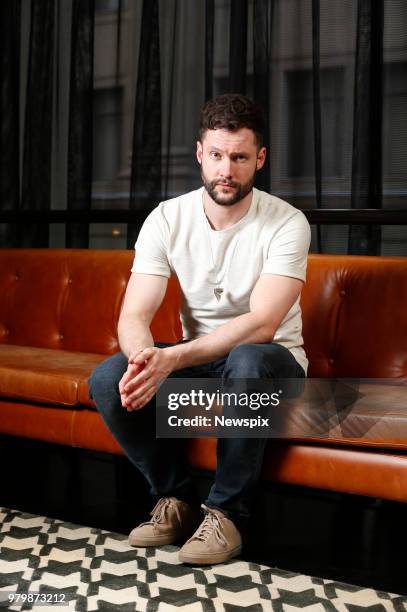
[0, 249, 182, 355]
[302, 254, 407, 378]
[0, 249, 406, 378]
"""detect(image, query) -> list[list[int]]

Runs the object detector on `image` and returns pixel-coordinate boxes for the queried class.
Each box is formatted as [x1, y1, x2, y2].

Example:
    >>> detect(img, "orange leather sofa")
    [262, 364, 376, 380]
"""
[0, 249, 406, 503]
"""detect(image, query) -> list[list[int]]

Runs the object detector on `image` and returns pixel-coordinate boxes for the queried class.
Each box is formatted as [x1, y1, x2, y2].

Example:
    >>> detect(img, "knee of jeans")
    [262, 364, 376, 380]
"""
[88, 356, 124, 406]
[224, 344, 267, 377]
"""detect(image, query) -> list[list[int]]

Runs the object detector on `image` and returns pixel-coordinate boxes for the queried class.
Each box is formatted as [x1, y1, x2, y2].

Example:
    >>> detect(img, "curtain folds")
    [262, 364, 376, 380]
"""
[349, 0, 384, 255]
[115, 0, 123, 86]
[0, 0, 21, 247]
[0, 0, 405, 255]
[205, 0, 215, 101]
[66, 0, 94, 248]
[128, 0, 162, 248]
[312, 0, 322, 253]
[253, 0, 272, 193]
[229, 0, 248, 94]
[163, 1, 178, 200]
[21, 0, 55, 247]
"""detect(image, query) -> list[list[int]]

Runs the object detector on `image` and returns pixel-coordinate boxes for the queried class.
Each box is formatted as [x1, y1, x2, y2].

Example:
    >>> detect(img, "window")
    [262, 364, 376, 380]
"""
[284, 67, 345, 178]
[95, 0, 126, 13]
[92, 87, 123, 182]
[383, 62, 407, 181]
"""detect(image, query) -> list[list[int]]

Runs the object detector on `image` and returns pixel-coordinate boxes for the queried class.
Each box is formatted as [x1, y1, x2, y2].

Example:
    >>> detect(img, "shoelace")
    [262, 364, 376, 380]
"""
[193, 509, 227, 547]
[139, 497, 182, 527]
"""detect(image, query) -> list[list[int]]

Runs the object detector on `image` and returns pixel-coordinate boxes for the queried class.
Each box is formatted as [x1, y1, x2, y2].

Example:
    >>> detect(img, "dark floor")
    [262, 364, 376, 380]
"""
[1, 434, 406, 596]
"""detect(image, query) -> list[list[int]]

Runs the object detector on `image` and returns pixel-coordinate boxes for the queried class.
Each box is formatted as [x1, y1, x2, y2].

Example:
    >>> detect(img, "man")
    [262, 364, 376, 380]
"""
[89, 94, 310, 565]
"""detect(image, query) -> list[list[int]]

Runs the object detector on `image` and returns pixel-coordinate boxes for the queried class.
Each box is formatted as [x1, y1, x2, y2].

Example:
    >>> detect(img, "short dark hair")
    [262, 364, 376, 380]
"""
[199, 94, 265, 148]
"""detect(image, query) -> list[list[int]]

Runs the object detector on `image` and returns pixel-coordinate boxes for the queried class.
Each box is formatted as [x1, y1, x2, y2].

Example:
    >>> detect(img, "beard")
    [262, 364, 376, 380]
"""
[201, 169, 256, 207]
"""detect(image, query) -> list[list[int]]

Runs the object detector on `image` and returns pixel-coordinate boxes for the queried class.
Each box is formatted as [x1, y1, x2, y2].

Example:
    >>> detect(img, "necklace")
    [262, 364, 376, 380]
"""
[203, 216, 241, 301]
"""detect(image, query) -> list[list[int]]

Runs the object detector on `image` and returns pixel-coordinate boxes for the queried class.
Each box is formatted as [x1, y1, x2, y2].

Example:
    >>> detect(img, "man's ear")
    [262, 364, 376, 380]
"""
[196, 140, 203, 165]
[256, 146, 266, 171]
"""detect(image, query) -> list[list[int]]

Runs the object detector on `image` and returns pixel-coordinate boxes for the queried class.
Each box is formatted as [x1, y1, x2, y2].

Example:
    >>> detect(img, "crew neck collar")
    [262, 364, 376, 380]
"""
[200, 187, 259, 233]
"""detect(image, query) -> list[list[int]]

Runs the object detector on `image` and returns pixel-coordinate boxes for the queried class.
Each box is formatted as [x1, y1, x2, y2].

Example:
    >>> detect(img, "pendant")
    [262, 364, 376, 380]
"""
[214, 287, 223, 301]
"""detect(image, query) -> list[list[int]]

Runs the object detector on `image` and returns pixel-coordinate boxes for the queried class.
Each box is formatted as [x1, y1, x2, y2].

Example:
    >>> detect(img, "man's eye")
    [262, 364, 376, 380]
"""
[236, 155, 247, 161]
[210, 151, 220, 159]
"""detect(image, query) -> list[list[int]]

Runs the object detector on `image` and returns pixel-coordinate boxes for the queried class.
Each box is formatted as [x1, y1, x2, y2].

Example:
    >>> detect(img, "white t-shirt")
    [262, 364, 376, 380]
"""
[132, 187, 311, 373]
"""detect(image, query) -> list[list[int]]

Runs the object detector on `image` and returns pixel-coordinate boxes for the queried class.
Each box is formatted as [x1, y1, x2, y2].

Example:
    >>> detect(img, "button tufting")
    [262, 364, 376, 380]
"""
[329, 358, 334, 365]
[14, 275, 19, 281]
[4, 329, 10, 335]
[68, 277, 73, 284]
[340, 289, 346, 297]
[59, 333, 64, 340]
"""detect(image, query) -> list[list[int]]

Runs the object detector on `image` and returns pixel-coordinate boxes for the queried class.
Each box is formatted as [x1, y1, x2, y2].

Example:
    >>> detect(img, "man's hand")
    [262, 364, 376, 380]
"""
[121, 347, 179, 411]
[119, 360, 145, 411]
[117, 272, 170, 411]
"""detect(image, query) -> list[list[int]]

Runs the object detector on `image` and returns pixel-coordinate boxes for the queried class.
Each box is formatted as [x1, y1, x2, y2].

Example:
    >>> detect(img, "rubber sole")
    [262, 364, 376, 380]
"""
[128, 533, 179, 547]
[178, 545, 242, 565]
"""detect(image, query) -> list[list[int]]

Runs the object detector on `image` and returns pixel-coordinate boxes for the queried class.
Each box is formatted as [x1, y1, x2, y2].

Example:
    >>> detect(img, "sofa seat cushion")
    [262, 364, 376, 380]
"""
[316, 382, 407, 446]
[281, 381, 407, 447]
[184, 383, 407, 451]
[0, 345, 106, 408]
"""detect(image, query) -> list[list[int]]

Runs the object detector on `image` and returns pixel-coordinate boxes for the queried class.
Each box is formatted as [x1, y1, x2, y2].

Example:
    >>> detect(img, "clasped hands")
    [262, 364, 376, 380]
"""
[119, 347, 177, 411]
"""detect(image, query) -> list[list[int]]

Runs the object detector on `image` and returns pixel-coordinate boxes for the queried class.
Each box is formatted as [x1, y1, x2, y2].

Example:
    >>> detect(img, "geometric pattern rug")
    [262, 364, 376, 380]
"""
[1, 508, 406, 611]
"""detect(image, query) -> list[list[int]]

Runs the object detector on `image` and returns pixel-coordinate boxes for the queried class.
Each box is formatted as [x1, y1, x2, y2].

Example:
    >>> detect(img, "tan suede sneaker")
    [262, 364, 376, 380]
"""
[129, 497, 201, 547]
[178, 504, 242, 565]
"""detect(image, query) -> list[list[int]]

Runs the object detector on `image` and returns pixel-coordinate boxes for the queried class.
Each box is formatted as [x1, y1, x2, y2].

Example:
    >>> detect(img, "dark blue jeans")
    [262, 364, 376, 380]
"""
[88, 342, 305, 530]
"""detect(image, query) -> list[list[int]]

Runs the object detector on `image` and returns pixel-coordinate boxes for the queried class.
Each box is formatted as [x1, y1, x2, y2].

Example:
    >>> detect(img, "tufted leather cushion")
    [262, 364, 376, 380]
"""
[0, 251, 406, 410]
[0, 249, 182, 355]
[0, 249, 182, 408]
[272, 381, 407, 445]
[0, 345, 104, 407]
[301, 255, 407, 378]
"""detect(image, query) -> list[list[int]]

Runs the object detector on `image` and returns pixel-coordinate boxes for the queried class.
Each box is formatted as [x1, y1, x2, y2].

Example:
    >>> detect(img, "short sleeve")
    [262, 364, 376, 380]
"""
[131, 206, 171, 277]
[262, 211, 311, 281]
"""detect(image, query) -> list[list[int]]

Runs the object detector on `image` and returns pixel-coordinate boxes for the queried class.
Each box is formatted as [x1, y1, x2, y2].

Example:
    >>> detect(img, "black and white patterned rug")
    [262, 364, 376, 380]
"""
[0, 507, 405, 611]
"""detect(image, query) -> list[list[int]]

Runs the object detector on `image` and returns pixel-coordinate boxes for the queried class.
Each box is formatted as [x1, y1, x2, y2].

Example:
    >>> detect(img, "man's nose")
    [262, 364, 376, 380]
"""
[219, 157, 233, 178]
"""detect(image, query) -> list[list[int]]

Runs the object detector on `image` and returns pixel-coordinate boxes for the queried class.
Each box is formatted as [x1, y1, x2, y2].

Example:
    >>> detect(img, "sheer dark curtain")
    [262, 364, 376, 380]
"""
[128, 0, 406, 255]
[128, 0, 161, 248]
[21, 0, 54, 247]
[0, 0, 406, 254]
[312, 0, 322, 252]
[0, 0, 94, 249]
[205, 0, 215, 101]
[348, 0, 384, 255]
[66, 0, 94, 248]
[229, 0, 248, 94]
[253, 0, 272, 193]
[0, 1, 20, 247]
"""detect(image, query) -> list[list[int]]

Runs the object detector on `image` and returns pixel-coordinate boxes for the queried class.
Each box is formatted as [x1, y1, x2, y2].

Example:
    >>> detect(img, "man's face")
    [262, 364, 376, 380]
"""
[196, 128, 266, 206]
